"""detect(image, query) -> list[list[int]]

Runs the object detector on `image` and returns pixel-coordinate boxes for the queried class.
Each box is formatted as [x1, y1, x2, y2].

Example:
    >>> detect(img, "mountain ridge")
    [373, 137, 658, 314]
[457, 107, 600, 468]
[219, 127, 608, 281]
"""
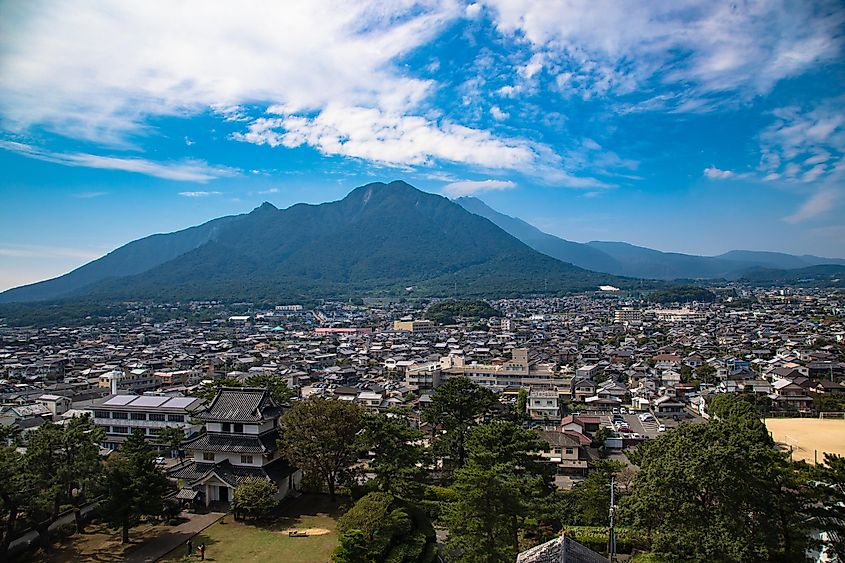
[455, 196, 845, 279]
[1, 181, 639, 303]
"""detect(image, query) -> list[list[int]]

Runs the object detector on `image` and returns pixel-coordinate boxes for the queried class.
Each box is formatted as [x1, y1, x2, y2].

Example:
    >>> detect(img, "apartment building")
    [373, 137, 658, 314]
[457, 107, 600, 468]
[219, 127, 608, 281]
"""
[90, 394, 205, 450]
[441, 348, 561, 389]
[392, 319, 436, 334]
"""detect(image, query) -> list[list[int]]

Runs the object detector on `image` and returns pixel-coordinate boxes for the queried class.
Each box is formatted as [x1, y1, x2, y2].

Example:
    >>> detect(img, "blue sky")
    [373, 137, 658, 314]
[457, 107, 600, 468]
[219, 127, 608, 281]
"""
[1, 1, 844, 291]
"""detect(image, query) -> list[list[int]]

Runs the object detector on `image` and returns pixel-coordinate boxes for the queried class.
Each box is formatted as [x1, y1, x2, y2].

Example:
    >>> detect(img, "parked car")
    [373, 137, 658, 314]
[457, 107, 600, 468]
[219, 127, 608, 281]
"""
[658, 424, 666, 432]
[631, 432, 642, 440]
[154, 456, 166, 465]
[619, 407, 627, 414]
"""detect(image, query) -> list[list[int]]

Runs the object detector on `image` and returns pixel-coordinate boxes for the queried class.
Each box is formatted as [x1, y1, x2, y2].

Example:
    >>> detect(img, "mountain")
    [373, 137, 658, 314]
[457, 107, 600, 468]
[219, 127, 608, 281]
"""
[454, 196, 845, 280]
[0, 215, 240, 303]
[738, 264, 845, 288]
[0, 181, 639, 304]
[454, 197, 621, 273]
[714, 250, 845, 270]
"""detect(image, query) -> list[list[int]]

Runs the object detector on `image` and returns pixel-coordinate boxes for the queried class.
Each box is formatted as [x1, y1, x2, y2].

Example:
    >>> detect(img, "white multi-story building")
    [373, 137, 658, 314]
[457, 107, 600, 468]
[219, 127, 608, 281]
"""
[441, 348, 561, 389]
[527, 388, 560, 420]
[90, 394, 205, 450]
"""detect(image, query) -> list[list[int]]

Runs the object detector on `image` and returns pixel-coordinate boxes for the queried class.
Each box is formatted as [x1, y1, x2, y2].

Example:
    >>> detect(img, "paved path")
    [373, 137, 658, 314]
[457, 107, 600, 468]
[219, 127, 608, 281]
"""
[125, 511, 225, 563]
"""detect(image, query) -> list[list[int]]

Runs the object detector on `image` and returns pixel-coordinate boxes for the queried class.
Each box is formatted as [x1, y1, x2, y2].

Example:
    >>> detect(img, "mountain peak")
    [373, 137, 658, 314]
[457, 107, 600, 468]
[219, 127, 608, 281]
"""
[252, 201, 278, 213]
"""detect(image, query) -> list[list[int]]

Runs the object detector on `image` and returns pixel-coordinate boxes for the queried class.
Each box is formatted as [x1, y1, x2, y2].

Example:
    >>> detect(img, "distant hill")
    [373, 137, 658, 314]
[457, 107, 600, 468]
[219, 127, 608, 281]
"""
[738, 264, 845, 288]
[455, 197, 621, 273]
[0, 181, 639, 304]
[455, 196, 845, 280]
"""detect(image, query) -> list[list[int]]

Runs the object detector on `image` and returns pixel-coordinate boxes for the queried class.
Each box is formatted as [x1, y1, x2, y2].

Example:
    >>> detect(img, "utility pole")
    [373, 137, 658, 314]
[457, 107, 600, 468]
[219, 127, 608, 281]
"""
[608, 477, 617, 561]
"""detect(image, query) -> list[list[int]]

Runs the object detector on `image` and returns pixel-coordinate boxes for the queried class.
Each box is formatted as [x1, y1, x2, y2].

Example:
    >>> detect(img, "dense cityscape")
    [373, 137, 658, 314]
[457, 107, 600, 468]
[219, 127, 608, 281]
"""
[2, 286, 844, 561]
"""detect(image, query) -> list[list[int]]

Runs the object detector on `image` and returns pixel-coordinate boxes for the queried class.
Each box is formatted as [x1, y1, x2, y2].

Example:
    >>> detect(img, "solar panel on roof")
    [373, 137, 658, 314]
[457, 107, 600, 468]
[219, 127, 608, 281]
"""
[104, 395, 135, 405]
[132, 395, 168, 407]
[165, 397, 195, 409]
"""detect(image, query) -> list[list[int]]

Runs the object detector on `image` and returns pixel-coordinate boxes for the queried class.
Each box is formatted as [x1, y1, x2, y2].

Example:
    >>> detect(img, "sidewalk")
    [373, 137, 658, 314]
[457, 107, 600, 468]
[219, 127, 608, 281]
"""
[125, 511, 224, 563]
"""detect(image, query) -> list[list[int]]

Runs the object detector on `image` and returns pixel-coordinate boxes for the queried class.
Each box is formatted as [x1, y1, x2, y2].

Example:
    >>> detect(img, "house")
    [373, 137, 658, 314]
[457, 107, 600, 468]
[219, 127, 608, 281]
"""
[653, 395, 685, 416]
[537, 429, 589, 475]
[770, 380, 814, 413]
[35, 394, 72, 416]
[169, 387, 302, 506]
[572, 378, 597, 401]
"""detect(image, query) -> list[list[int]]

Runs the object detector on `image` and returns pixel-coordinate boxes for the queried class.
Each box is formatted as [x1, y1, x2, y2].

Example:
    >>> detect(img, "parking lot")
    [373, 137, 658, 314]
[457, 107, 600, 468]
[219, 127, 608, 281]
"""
[598, 410, 665, 440]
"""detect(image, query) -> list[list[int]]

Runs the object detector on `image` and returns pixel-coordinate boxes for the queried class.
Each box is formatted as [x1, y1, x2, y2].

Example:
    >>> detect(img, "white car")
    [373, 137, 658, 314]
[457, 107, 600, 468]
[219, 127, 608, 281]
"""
[631, 432, 642, 440]
[657, 424, 666, 432]
[154, 456, 166, 465]
[619, 407, 627, 414]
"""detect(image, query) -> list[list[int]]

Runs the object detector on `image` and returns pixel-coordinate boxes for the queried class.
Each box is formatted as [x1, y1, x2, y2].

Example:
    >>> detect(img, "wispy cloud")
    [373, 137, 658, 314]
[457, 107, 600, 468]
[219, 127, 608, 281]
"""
[784, 188, 840, 223]
[442, 179, 517, 197]
[257, 188, 279, 194]
[482, 0, 844, 108]
[71, 191, 109, 199]
[0, 140, 236, 182]
[178, 191, 222, 197]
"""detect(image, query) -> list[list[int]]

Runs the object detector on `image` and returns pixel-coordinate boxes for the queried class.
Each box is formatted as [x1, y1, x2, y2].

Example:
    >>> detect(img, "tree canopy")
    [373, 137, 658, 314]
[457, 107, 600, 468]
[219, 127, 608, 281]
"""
[279, 396, 362, 501]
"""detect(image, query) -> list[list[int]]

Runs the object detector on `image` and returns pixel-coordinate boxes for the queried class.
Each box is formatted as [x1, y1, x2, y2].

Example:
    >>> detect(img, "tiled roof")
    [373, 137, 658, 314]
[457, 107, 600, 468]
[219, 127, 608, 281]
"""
[194, 387, 283, 422]
[168, 458, 296, 488]
[183, 430, 279, 454]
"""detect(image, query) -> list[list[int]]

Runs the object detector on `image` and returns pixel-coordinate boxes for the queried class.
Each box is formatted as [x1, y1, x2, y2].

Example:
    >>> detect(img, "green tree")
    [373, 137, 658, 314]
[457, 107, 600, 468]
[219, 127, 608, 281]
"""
[359, 410, 426, 498]
[21, 423, 66, 552]
[0, 445, 26, 559]
[332, 529, 371, 563]
[100, 430, 171, 543]
[232, 478, 278, 520]
[445, 463, 525, 562]
[244, 373, 296, 405]
[808, 454, 845, 561]
[624, 410, 810, 562]
[279, 396, 362, 501]
[156, 426, 186, 463]
[695, 364, 716, 384]
[516, 389, 528, 421]
[57, 415, 104, 533]
[561, 459, 624, 526]
[445, 421, 552, 562]
[421, 377, 497, 469]
[591, 426, 612, 458]
[192, 376, 243, 401]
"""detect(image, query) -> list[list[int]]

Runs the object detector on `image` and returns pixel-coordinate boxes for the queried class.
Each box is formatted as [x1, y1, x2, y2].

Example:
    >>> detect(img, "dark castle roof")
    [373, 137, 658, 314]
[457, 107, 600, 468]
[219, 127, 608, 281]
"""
[194, 387, 284, 422]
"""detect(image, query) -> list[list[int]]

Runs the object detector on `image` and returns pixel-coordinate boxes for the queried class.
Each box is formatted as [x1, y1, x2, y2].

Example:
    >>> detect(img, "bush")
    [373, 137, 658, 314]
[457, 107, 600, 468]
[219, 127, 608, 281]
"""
[232, 479, 278, 520]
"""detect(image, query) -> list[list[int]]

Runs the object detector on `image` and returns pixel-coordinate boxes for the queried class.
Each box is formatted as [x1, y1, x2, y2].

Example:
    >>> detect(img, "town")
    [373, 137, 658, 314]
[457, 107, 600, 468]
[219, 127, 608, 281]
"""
[1, 286, 843, 562]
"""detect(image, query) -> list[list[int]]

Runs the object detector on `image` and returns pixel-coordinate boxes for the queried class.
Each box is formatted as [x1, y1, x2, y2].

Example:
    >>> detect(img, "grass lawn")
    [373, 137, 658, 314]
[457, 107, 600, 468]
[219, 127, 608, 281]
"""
[160, 494, 348, 563]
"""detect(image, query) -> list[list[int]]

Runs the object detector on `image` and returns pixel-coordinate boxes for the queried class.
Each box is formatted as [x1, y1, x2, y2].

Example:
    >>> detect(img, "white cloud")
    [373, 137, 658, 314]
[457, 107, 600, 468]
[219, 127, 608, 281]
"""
[258, 188, 279, 194]
[178, 191, 222, 197]
[703, 166, 735, 179]
[0, 140, 236, 182]
[0, 1, 459, 144]
[71, 191, 108, 199]
[489, 105, 509, 121]
[442, 179, 517, 196]
[482, 0, 844, 104]
[234, 106, 541, 170]
[784, 188, 840, 223]
[758, 101, 845, 184]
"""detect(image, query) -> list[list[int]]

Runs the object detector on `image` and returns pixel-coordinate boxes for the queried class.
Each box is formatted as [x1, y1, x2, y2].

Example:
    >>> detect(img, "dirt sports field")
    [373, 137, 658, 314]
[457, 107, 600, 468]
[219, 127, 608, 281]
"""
[765, 418, 845, 463]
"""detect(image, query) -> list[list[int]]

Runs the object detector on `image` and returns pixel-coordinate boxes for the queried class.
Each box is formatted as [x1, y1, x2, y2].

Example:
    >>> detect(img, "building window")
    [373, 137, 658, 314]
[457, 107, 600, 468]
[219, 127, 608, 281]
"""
[112, 426, 129, 434]
[240, 455, 253, 464]
[234, 423, 243, 433]
[131, 412, 146, 420]
[167, 414, 185, 423]
[565, 448, 574, 455]
[94, 410, 110, 418]
[203, 452, 214, 461]
[222, 422, 231, 433]
[111, 411, 128, 419]
[149, 413, 165, 421]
